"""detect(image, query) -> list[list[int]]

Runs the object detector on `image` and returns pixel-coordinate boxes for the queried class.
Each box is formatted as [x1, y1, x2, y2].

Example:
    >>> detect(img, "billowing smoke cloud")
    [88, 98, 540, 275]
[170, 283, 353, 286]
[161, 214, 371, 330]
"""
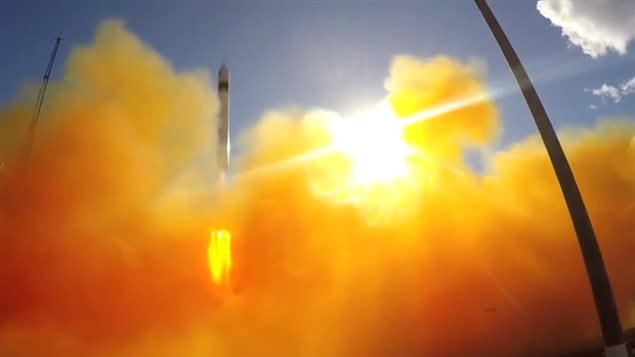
[1, 20, 634, 357]
[1, 20, 221, 355]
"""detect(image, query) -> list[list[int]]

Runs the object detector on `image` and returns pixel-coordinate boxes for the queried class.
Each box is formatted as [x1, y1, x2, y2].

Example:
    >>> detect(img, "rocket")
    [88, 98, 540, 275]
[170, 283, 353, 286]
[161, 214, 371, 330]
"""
[218, 63, 230, 181]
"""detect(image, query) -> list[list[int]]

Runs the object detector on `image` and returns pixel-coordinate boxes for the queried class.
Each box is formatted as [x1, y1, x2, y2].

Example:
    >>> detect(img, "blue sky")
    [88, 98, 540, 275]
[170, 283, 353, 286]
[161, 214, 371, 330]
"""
[1, 1, 633, 152]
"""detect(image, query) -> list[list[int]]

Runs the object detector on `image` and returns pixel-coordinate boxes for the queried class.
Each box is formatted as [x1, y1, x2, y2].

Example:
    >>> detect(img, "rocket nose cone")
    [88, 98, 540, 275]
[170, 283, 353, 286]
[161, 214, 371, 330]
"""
[219, 63, 229, 79]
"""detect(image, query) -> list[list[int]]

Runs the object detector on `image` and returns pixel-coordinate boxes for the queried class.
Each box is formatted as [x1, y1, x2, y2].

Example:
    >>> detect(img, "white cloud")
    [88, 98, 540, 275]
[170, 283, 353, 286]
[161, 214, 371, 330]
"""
[536, 0, 635, 58]
[621, 76, 635, 95]
[590, 84, 622, 103]
[586, 75, 635, 104]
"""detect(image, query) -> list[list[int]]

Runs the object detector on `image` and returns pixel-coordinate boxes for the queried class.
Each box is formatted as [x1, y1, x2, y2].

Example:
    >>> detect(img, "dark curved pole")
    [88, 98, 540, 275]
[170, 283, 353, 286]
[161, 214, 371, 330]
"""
[473, 1, 628, 355]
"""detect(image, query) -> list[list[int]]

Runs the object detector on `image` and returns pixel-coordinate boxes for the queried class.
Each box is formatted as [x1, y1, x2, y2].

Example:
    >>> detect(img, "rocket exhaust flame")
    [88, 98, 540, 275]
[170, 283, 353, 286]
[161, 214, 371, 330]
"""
[208, 229, 232, 284]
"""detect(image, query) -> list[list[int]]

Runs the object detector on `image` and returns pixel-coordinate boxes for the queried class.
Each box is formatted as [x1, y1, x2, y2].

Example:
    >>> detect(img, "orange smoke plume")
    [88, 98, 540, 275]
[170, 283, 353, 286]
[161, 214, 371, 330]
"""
[1, 20, 633, 357]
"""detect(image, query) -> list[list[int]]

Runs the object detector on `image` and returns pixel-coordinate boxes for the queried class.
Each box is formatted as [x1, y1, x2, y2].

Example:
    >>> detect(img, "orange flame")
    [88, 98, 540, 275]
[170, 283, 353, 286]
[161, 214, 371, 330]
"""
[208, 228, 232, 284]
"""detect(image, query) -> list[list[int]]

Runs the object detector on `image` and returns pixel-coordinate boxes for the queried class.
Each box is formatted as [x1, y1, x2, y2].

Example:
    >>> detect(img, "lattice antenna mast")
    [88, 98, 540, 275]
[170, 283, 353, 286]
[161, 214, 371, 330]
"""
[23, 33, 63, 164]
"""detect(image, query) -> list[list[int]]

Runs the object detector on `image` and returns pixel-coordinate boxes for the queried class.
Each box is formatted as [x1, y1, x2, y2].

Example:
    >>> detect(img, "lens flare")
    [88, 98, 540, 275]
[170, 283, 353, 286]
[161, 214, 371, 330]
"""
[305, 101, 428, 225]
[208, 228, 232, 284]
[330, 101, 411, 184]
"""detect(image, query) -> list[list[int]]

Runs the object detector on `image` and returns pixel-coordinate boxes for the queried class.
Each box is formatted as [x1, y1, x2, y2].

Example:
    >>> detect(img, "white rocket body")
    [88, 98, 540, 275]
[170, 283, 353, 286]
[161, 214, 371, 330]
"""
[218, 63, 230, 181]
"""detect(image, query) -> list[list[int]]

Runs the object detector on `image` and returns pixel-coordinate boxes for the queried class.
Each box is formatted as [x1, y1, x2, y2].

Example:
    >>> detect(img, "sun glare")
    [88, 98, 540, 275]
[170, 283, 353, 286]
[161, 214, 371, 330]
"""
[330, 101, 411, 185]
[310, 101, 425, 225]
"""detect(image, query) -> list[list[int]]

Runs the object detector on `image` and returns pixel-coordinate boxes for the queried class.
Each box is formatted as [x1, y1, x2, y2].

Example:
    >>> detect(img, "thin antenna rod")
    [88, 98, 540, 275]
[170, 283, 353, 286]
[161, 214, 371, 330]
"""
[23, 33, 63, 164]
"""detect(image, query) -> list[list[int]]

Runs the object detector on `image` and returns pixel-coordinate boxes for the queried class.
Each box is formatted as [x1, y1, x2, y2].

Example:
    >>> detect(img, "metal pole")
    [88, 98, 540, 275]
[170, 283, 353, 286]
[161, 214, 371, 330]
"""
[473, 1, 628, 356]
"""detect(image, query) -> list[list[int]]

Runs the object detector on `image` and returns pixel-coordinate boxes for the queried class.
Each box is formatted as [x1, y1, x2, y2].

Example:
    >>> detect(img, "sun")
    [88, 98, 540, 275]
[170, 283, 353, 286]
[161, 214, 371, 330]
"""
[329, 101, 411, 185]
[309, 100, 427, 225]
